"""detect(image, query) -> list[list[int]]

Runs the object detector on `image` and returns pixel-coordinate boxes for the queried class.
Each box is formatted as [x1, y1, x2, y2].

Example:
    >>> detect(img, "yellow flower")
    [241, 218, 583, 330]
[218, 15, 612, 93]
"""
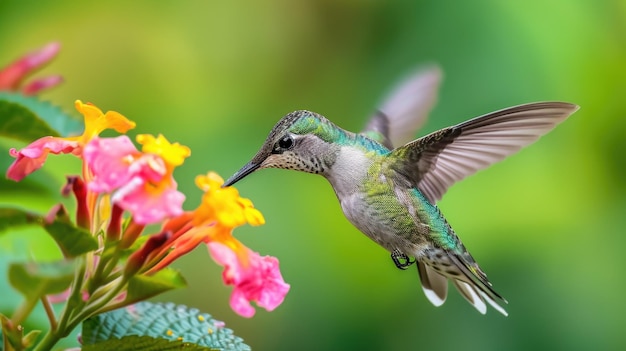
[74, 100, 136, 144]
[194, 172, 265, 228]
[137, 134, 191, 169]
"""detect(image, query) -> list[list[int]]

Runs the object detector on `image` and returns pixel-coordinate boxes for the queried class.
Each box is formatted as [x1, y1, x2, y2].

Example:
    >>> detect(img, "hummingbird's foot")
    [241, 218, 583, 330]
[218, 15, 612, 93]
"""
[391, 249, 415, 270]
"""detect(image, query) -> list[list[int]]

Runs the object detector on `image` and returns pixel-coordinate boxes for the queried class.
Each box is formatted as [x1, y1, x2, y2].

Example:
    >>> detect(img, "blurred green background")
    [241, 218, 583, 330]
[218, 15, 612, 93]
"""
[1, 0, 625, 350]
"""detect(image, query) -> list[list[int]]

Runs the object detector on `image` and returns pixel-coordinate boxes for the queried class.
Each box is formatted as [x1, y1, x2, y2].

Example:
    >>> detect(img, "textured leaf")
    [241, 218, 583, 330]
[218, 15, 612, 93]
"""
[43, 205, 98, 257]
[0, 92, 82, 139]
[0, 207, 41, 233]
[8, 260, 75, 299]
[82, 335, 214, 351]
[124, 268, 187, 304]
[82, 302, 250, 351]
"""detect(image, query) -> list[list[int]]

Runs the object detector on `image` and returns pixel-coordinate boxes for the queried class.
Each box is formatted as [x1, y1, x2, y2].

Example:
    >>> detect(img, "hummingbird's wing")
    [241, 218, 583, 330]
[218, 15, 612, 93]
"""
[390, 102, 579, 204]
[361, 66, 442, 149]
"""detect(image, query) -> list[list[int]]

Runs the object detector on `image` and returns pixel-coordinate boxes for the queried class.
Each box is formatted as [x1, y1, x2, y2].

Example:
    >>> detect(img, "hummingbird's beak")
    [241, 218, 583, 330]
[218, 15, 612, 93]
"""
[223, 160, 260, 187]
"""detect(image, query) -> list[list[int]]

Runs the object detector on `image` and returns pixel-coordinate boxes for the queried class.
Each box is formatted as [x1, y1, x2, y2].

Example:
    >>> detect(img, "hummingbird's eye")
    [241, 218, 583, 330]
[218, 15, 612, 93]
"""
[277, 135, 294, 150]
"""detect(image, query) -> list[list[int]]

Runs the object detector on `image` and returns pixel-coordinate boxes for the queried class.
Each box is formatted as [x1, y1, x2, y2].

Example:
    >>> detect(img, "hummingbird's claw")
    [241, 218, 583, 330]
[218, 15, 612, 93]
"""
[391, 249, 415, 270]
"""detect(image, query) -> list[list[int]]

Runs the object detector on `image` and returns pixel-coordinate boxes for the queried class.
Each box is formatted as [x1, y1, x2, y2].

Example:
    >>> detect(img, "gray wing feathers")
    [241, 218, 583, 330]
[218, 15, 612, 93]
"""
[411, 102, 579, 203]
[362, 66, 442, 149]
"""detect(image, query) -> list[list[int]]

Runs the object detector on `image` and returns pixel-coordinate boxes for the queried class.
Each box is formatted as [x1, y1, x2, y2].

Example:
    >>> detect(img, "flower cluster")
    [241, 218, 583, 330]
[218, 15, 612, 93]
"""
[6, 101, 289, 317]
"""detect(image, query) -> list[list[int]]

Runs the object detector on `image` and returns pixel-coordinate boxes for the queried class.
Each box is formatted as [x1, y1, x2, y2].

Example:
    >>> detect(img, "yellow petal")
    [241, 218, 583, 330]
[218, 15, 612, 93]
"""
[102, 111, 136, 133]
[137, 134, 190, 167]
[74, 100, 136, 143]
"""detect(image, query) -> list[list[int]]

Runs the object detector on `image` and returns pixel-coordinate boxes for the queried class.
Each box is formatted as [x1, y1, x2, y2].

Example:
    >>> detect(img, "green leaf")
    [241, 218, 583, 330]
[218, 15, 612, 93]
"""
[0, 206, 98, 257]
[0, 207, 41, 233]
[82, 302, 250, 351]
[8, 260, 75, 299]
[0, 92, 82, 139]
[124, 268, 187, 304]
[82, 335, 214, 351]
[42, 205, 98, 257]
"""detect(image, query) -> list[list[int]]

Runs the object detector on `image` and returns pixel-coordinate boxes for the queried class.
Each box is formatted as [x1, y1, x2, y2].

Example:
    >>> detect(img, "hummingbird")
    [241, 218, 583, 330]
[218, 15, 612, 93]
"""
[223, 67, 578, 316]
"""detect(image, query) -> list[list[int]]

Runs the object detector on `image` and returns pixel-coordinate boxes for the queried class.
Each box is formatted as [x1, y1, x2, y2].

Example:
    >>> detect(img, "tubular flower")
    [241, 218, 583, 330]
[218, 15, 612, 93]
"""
[194, 172, 265, 228]
[209, 242, 289, 318]
[132, 172, 289, 317]
[83, 134, 189, 225]
[0, 42, 63, 95]
[4, 97, 289, 331]
[6, 100, 135, 181]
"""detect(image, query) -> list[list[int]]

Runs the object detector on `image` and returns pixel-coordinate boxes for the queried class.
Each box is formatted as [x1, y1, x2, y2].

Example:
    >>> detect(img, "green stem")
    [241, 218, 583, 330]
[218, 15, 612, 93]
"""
[32, 329, 60, 351]
[70, 276, 128, 325]
[88, 244, 122, 293]
[11, 297, 39, 327]
[33, 276, 129, 351]
[56, 257, 87, 333]
[40, 296, 57, 331]
[3, 329, 11, 351]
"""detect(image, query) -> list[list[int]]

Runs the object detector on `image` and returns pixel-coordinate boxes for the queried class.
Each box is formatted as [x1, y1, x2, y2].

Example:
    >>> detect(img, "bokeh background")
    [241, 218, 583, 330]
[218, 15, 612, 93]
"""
[1, 0, 625, 350]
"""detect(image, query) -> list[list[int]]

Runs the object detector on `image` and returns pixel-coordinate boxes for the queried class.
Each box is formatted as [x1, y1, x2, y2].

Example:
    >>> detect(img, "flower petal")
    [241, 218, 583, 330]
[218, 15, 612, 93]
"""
[194, 172, 265, 228]
[6, 136, 80, 181]
[208, 242, 290, 318]
[137, 134, 190, 168]
[0, 42, 60, 90]
[75, 100, 136, 142]
[22, 75, 63, 95]
[114, 176, 185, 225]
[83, 136, 140, 192]
[84, 135, 186, 224]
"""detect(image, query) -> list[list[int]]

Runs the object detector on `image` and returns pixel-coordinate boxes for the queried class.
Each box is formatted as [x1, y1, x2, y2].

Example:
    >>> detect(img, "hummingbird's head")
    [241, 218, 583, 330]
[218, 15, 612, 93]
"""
[223, 110, 345, 187]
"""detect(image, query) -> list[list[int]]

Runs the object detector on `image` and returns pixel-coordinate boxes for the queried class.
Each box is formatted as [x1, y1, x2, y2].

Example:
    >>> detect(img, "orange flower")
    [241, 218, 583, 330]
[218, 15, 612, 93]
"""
[127, 171, 288, 317]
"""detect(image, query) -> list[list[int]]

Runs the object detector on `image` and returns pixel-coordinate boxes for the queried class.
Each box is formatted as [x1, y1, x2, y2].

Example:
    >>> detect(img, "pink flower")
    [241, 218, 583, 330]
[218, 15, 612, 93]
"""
[6, 100, 135, 182]
[208, 242, 290, 318]
[83, 135, 186, 225]
[7, 137, 80, 181]
[0, 42, 62, 94]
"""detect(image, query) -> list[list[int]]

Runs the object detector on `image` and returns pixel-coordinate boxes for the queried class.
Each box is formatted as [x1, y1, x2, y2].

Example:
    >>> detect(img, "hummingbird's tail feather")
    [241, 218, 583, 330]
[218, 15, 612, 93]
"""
[452, 280, 487, 314]
[421, 251, 509, 316]
[416, 260, 448, 306]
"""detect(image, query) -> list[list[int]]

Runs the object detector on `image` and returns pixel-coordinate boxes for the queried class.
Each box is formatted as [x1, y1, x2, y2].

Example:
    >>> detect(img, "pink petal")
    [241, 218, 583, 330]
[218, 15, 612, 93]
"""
[0, 42, 60, 90]
[230, 289, 256, 318]
[113, 176, 185, 225]
[83, 136, 138, 192]
[47, 288, 70, 304]
[84, 136, 184, 224]
[6, 136, 80, 181]
[208, 242, 290, 318]
[23, 42, 60, 70]
[22, 75, 63, 95]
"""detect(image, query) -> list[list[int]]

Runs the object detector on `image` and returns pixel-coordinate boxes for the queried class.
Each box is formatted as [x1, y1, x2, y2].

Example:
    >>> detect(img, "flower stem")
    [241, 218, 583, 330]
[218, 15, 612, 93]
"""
[32, 329, 61, 351]
[11, 297, 38, 327]
[56, 257, 86, 334]
[40, 296, 57, 331]
[33, 275, 129, 351]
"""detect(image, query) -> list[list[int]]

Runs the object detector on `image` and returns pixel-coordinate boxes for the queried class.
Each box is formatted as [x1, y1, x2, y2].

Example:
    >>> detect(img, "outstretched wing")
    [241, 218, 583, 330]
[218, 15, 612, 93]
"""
[361, 65, 442, 149]
[389, 102, 579, 204]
